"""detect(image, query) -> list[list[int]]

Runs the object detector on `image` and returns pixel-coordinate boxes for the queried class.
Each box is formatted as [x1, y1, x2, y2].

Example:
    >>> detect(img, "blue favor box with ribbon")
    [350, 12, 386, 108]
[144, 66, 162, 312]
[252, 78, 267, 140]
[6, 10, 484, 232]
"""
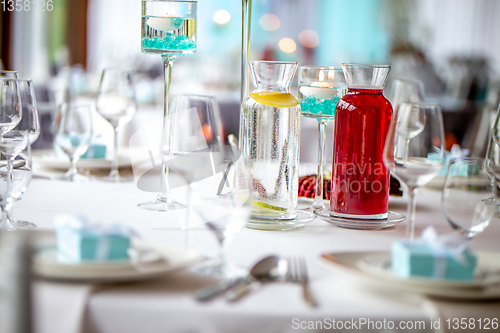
[55, 215, 135, 262]
[391, 227, 477, 281]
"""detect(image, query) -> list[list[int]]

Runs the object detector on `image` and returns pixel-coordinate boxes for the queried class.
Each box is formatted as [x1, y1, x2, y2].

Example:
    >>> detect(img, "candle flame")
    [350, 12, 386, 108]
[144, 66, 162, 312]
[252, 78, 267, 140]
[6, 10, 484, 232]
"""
[328, 70, 335, 81]
[319, 70, 325, 83]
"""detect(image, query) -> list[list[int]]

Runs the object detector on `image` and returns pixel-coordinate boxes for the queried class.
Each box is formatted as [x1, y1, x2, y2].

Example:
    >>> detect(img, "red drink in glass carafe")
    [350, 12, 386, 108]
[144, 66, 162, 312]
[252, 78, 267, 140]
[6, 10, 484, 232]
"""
[330, 64, 393, 220]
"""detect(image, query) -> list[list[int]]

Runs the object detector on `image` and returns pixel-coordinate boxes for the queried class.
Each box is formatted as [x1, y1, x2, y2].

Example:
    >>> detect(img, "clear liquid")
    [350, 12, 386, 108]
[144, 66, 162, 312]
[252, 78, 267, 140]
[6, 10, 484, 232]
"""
[298, 85, 347, 119]
[55, 134, 91, 159]
[141, 15, 196, 55]
[241, 95, 300, 219]
[96, 94, 136, 127]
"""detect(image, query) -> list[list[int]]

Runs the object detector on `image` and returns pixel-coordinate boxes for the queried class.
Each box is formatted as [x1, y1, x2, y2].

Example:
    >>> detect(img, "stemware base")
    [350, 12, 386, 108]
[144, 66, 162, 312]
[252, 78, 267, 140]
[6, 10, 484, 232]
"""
[11, 220, 36, 230]
[137, 198, 186, 211]
[191, 258, 248, 280]
[99, 174, 134, 183]
[315, 208, 405, 230]
[0, 220, 36, 231]
[59, 171, 92, 182]
[246, 210, 315, 231]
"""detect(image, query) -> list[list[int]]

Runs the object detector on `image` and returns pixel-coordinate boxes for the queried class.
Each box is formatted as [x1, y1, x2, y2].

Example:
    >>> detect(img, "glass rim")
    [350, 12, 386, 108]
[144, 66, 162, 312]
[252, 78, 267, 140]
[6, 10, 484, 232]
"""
[142, 0, 197, 2]
[399, 102, 441, 108]
[249, 60, 298, 66]
[171, 93, 217, 99]
[0, 78, 33, 83]
[342, 63, 391, 69]
[0, 70, 18, 73]
[299, 66, 343, 71]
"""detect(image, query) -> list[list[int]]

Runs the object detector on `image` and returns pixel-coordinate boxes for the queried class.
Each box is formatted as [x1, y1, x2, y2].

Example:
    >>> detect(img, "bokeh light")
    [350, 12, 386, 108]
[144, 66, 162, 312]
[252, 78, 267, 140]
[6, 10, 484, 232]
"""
[213, 9, 231, 25]
[259, 14, 281, 31]
[278, 38, 297, 53]
[298, 30, 320, 48]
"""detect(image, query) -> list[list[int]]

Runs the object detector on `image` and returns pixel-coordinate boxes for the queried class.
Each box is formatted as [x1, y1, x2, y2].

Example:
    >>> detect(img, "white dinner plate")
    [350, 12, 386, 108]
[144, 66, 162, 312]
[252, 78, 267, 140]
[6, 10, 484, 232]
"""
[32, 148, 136, 170]
[320, 251, 500, 300]
[32, 240, 202, 282]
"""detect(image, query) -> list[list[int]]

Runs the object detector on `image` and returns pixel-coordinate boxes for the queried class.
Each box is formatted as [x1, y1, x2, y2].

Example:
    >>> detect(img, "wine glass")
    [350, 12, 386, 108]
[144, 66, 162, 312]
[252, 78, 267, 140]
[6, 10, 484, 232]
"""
[298, 66, 346, 210]
[139, 0, 197, 211]
[0, 143, 33, 231]
[194, 151, 252, 278]
[96, 68, 137, 182]
[389, 78, 425, 110]
[383, 102, 445, 240]
[1, 79, 40, 229]
[54, 104, 93, 181]
[442, 158, 497, 240]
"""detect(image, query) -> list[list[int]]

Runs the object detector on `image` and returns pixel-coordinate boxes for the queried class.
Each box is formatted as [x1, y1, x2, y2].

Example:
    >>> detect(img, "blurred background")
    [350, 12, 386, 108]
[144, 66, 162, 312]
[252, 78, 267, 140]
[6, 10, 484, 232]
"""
[1, 0, 500, 162]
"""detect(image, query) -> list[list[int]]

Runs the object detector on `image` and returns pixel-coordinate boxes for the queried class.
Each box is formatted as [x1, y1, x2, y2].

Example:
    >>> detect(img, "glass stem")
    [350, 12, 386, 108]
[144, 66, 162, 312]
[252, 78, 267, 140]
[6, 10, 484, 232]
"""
[157, 55, 176, 203]
[403, 139, 410, 162]
[313, 119, 328, 209]
[2, 159, 15, 230]
[241, 0, 252, 104]
[406, 187, 417, 240]
[109, 126, 120, 178]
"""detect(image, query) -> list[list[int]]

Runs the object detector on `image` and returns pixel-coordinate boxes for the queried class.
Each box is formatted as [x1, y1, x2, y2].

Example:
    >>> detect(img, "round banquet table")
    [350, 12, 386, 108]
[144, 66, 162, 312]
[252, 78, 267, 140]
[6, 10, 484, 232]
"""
[7, 172, 500, 333]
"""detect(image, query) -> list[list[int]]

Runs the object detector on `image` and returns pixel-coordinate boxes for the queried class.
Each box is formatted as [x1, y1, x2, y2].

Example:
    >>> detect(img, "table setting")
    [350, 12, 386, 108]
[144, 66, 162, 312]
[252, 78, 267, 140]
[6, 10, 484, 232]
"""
[1, 1, 500, 333]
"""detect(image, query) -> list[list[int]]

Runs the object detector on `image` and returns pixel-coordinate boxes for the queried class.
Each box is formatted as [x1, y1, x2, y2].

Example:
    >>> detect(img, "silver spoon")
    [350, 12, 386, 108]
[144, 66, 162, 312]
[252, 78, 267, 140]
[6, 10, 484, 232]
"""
[225, 255, 288, 302]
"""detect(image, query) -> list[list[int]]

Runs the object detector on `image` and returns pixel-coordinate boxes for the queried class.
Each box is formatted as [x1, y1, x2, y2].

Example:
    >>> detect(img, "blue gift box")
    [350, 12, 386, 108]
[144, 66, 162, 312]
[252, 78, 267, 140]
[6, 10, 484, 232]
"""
[55, 215, 132, 262]
[81, 144, 107, 159]
[391, 240, 477, 281]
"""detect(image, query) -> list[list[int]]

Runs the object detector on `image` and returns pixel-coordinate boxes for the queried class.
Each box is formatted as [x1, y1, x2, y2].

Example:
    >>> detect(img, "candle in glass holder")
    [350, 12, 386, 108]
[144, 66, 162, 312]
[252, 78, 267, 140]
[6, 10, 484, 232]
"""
[299, 70, 345, 118]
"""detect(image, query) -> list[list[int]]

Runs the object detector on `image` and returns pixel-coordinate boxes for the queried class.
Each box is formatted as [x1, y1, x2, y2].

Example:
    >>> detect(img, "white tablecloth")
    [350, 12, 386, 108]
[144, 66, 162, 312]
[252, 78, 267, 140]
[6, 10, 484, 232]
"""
[11, 175, 500, 333]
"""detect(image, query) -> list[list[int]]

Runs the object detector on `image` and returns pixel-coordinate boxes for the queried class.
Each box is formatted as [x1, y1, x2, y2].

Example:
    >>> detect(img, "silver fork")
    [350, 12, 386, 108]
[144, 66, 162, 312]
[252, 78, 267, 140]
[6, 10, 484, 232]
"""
[288, 257, 318, 307]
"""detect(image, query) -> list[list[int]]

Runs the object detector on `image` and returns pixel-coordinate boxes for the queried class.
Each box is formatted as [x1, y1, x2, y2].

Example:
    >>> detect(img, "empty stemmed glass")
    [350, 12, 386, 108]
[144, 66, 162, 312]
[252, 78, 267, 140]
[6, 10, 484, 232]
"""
[54, 104, 93, 181]
[383, 102, 445, 240]
[442, 158, 497, 240]
[96, 68, 137, 182]
[0, 143, 33, 231]
[0, 79, 40, 229]
[194, 151, 252, 278]
[0, 79, 22, 137]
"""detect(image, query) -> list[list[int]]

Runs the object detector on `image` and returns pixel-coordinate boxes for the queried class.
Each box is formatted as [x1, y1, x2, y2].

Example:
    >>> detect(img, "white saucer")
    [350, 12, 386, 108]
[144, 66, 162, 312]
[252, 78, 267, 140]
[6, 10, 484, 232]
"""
[246, 211, 315, 231]
[32, 240, 201, 282]
[320, 251, 500, 300]
[32, 148, 140, 170]
[314, 208, 406, 230]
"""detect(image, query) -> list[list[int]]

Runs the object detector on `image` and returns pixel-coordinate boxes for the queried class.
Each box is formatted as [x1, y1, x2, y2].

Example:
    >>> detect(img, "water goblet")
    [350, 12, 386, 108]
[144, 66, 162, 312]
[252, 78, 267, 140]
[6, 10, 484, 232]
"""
[54, 104, 93, 181]
[298, 66, 346, 210]
[442, 158, 497, 240]
[0, 143, 33, 231]
[383, 102, 445, 240]
[139, 0, 197, 211]
[96, 68, 137, 182]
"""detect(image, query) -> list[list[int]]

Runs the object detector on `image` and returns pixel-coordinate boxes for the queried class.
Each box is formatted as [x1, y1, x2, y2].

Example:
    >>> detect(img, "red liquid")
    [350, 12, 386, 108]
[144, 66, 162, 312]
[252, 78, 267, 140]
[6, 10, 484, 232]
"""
[330, 88, 393, 217]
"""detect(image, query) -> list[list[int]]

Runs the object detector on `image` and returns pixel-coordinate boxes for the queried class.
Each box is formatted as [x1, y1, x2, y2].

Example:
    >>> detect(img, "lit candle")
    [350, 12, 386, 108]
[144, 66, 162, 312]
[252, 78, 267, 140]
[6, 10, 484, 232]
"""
[299, 70, 338, 100]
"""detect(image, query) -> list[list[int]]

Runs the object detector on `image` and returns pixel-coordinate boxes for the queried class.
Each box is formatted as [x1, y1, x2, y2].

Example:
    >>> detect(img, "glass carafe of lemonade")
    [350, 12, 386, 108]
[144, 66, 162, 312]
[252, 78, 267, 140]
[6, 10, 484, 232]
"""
[240, 61, 300, 221]
[330, 64, 393, 220]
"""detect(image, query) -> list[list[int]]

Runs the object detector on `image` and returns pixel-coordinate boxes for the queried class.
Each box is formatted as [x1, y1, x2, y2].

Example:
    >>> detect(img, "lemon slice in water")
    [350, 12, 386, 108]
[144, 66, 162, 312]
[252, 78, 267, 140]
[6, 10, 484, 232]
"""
[249, 92, 299, 108]
[253, 201, 288, 212]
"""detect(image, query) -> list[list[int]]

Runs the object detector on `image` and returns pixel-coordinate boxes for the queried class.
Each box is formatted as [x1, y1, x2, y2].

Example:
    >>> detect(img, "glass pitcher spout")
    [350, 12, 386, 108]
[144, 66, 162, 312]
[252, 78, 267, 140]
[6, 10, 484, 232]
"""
[249, 61, 298, 93]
